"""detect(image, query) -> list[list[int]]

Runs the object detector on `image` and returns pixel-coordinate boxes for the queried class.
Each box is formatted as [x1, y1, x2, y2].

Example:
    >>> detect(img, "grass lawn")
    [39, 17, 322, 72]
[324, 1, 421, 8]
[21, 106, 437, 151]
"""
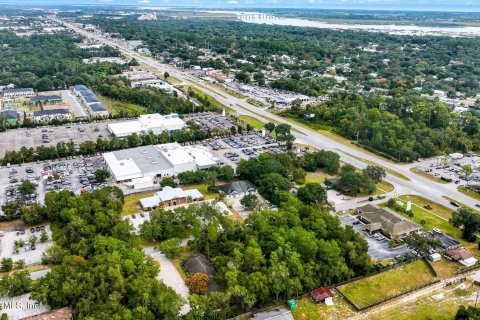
[183, 86, 236, 114]
[442, 196, 480, 215]
[305, 170, 334, 184]
[430, 258, 462, 279]
[367, 280, 479, 320]
[400, 195, 454, 220]
[374, 180, 394, 194]
[247, 98, 266, 108]
[98, 95, 147, 116]
[410, 167, 450, 184]
[122, 192, 155, 216]
[337, 259, 436, 309]
[458, 186, 480, 201]
[166, 76, 182, 84]
[291, 295, 356, 320]
[183, 184, 219, 200]
[238, 115, 265, 131]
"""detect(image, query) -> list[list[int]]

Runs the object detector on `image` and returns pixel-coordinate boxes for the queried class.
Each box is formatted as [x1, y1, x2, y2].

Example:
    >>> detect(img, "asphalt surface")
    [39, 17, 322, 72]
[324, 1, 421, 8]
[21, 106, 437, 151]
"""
[51, 16, 479, 211]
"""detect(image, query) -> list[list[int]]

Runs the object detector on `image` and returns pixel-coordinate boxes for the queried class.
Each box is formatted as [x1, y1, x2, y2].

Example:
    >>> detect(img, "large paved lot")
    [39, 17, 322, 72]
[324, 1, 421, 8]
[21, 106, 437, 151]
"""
[0, 226, 53, 265]
[340, 215, 412, 261]
[0, 156, 107, 211]
[0, 122, 112, 158]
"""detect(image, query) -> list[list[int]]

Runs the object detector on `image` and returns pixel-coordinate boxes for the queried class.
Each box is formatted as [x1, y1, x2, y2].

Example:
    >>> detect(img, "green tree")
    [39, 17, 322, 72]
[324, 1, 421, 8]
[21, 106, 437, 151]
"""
[94, 169, 111, 183]
[362, 166, 386, 183]
[240, 194, 258, 210]
[18, 180, 36, 196]
[450, 208, 480, 242]
[258, 173, 291, 204]
[161, 177, 177, 188]
[1, 258, 13, 272]
[297, 183, 327, 205]
[156, 238, 182, 259]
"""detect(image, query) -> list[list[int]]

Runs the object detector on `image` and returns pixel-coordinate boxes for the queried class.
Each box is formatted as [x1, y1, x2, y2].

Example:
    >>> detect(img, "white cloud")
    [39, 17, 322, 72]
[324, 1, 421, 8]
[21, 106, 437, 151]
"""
[138, 0, 150, 3]
[228, 0, 238, 3]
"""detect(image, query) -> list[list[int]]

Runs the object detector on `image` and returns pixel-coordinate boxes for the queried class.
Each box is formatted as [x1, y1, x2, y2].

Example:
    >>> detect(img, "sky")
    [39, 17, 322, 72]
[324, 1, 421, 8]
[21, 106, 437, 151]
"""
[3, 0, 480, 11]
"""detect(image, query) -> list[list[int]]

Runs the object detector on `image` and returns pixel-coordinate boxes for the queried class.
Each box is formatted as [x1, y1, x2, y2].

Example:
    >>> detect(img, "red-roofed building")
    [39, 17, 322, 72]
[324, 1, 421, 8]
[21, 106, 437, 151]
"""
[310, 287, 333, 304]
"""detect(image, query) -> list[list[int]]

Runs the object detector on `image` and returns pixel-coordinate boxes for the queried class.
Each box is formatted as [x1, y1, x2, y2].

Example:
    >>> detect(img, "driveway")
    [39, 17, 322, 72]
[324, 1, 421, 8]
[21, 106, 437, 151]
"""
[143, 247, 190, 315]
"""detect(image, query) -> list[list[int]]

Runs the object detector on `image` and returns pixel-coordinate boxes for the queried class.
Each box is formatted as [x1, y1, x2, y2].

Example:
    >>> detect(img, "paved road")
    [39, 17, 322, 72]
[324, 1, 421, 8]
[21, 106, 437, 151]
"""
[143, 247, 190, 315]
[51, 16, 479, 211]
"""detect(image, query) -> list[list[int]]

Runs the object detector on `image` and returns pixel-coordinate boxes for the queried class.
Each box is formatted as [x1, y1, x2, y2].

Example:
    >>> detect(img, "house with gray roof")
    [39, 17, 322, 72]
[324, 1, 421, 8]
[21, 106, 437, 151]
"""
[357, 204, 421, 239]
[33, 109, 71, 122]
[4, 88, 34, 99]
[218, 180, 257, 198]
[183, 254, 220, 293]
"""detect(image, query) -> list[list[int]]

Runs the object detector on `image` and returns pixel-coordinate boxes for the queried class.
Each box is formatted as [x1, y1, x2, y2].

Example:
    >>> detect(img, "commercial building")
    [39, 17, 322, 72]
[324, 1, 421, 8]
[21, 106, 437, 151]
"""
[33, 109, 71, 122]
[103, 142, 219, 182]
[88, 102, 109, 117]
[73, 85, 109, 117]
[3, 88, 34, 99]
[30, 95, 63, 106]
[357, 204, 421, 239]
[107, 113, 186, 137]
[139, 186, 202, 209]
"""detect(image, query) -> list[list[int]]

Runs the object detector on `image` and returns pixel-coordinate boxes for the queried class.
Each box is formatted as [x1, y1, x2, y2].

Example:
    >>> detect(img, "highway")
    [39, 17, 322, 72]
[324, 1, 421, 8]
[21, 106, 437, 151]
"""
[51, 16, 479, 211]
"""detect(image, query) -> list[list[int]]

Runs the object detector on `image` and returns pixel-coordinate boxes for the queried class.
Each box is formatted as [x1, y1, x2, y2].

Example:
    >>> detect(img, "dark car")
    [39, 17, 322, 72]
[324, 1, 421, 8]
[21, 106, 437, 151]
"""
[450, 201, 460, 207]
[30, 228, 35, 233]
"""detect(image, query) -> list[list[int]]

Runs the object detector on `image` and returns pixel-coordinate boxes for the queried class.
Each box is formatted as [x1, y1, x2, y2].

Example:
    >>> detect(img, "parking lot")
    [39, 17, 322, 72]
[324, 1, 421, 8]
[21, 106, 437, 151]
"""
[413, 153, 480, 185]
[0, 155, 107, 210]
[0, 225, 53, 265]
[184, 112, 238, 132]
[340, 215, 412, 261]
[0, 121, 113, 158]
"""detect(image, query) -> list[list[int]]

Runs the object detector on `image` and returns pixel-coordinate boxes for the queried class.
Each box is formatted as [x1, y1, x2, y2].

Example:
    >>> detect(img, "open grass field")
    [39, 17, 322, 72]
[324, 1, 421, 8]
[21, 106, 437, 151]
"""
[400, 195, 454, 220]
[183, 86, 236, 114]
[337, 260, 437, 309]
[183, 183, 219, 200]
[238, 115, 265, 131]
[291, 295, 356, 320]
[367, 280, 479, 320]
[457, 186, 480, 201]
[430, 258, 462, 279]
[410, 167, 450, 184]
[122, 191, 155, 216]
[98, 95, 147, 116]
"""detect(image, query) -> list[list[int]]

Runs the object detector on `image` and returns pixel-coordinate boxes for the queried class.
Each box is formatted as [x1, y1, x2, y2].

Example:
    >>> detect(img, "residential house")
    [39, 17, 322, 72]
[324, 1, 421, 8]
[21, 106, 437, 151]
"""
[218, 180, 257, 198]
[139, 186, 202, 209]
[447, 248, 478, 267]
[33, 109, 71, 122]
[4, 88, 34, 99]
[183, 254, 220, 293]
[310, 287, 334, 305]
[357, 204, 421, 239]
[30, 95, 63, 106]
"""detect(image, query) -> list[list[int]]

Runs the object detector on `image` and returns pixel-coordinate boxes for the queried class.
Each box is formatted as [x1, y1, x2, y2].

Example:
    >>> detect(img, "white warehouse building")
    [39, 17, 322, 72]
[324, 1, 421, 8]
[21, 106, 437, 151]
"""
[103, 142, 219, 182]
[107, 113, 186, 137]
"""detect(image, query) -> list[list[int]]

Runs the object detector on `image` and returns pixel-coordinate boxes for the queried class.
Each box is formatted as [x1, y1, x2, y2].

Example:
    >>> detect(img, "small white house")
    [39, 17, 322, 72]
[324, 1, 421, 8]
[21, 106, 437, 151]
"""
[428, 253, 441, 262]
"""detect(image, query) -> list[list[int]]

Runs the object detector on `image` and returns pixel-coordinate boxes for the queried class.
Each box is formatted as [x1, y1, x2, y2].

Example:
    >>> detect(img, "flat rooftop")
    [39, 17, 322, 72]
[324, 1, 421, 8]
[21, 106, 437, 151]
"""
[111, 145, 173, 176]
